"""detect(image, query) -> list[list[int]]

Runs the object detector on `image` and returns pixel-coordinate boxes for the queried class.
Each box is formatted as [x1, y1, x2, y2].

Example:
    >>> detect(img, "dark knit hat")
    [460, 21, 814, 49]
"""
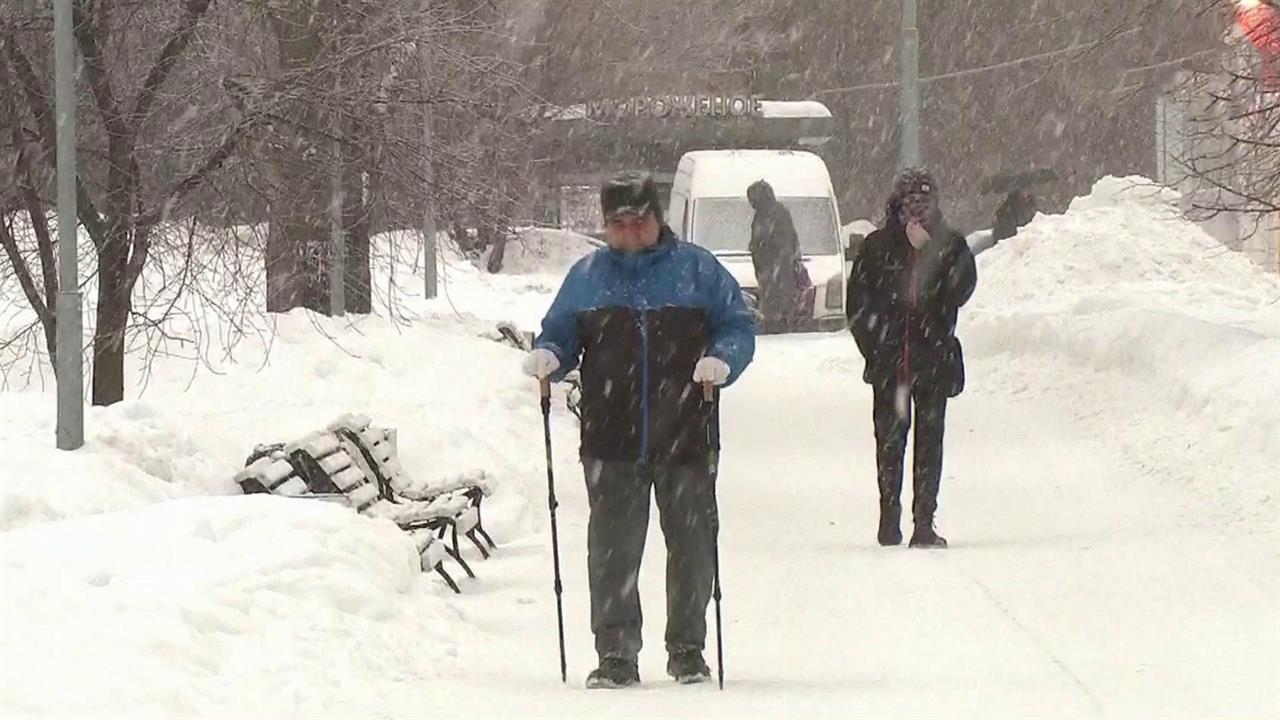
[601, 171, 663, 223]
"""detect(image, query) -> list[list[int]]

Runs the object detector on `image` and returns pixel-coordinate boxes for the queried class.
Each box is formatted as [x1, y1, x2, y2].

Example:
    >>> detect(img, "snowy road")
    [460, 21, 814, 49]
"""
[436, 333, 1279, 718]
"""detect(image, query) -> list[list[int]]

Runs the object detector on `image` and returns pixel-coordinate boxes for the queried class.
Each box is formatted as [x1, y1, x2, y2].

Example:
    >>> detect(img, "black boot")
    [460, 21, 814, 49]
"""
[909, 522, 947, 549]
[667, 650, 711, 684]
[878, 501, 902, 546]
[908, 391, 948, 549]
[585, 657, 640, 689]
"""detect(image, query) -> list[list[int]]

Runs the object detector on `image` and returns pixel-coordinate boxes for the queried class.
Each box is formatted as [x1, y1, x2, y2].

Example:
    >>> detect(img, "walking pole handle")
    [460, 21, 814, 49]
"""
[540, 376, 553, 415]
[702, 381, 714, 403]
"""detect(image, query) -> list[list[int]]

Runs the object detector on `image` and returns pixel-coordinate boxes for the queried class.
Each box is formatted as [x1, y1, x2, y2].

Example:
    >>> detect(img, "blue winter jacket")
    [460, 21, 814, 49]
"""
[535, 226, 755, 463]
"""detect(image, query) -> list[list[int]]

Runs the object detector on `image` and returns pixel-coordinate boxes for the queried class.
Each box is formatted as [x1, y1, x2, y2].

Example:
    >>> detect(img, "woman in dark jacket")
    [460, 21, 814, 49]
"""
[846, 168, 976, 548]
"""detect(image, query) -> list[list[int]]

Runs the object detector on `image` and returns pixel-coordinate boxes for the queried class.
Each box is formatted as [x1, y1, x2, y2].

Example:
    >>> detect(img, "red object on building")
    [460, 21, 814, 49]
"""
[1236, 1, 1280, 88]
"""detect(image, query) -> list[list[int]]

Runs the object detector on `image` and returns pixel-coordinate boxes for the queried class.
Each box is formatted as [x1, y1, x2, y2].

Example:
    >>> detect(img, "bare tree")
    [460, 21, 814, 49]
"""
[0, 40, 58, 367]
[1, 0, 266, 404]
[1164, 0, 1279, 234]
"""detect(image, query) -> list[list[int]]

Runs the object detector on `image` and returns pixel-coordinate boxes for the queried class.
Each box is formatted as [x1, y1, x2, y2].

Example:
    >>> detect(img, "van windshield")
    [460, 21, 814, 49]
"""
[690, 197, 839, 256]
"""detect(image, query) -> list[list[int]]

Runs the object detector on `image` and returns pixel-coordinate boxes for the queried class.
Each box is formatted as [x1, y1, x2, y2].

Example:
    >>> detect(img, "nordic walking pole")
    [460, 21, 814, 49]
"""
[541, 376, 568, 683]
[704, 381, 725, 690]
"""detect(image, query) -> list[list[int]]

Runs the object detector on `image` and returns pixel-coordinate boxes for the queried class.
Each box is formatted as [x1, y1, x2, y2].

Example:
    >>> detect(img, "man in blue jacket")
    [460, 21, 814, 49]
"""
[521, 172, 755, 689]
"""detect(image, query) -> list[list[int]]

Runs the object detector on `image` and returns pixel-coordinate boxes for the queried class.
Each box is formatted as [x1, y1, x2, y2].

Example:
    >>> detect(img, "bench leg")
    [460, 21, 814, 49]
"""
[466, 529, 491, 559]
[443, 544, 476, 579]
[450, 524, 463, 560]
[434, 562, 461, 594]
[475, 524, 497, 551]
[473, 502, 498, 550]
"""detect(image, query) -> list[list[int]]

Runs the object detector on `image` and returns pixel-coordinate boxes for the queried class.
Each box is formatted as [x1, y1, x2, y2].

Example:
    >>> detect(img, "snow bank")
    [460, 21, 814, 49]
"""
[0, 223, 566, 532]
[0, 495, 462, 717]
[0, 399, 226, 531]
[842, 218, 877, 238]
[0, 212, 567, 535]
[964, 176, 1280, 525]
[0, 307, 554, 535]
[972, 177, 1277, 304]
[482, 227, 601, 276]
[0, 221, 571, 717]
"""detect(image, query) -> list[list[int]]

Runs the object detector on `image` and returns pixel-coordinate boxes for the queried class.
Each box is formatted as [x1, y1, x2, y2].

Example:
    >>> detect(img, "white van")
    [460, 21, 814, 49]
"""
[667, 149, 849, 332]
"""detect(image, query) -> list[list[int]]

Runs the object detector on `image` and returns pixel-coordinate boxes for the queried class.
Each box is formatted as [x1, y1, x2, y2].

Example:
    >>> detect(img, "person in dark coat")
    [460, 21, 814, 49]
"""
[991, 188, 1037, 242]
[523, 172, 756, 689]
[845, 168, 977, 548]
[747, 180, 806, 333]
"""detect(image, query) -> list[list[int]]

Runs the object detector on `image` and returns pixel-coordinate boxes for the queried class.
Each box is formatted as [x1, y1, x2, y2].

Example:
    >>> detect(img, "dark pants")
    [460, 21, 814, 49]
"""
[582, 457, 718, 663]
[872, 381, 948, 527]
[757, 281, 802, 334]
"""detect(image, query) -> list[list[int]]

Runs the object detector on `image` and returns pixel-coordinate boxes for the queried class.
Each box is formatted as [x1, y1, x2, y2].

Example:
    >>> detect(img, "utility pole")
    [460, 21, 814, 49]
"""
[899, 0, 921, 171]
[420, 41, 437, 299]
[54, 0, 84, 450]
[329, 140, 345, 316]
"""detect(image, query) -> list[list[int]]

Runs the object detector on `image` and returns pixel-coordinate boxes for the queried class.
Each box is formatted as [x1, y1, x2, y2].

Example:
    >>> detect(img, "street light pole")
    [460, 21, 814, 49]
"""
[53, 0, 84, 450]
[329, 139, 345, 317]
[420, 41, 437, 300]
[899, 0, 921, 171]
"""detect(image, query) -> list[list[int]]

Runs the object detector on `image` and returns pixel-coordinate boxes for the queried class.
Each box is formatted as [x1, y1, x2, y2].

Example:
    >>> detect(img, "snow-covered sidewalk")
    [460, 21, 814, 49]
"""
[413, 331, 1276, 718]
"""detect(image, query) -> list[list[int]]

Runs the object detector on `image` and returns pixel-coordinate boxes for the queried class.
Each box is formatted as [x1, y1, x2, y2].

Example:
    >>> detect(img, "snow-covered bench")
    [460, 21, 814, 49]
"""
[326, 414, 497, 558]
[234, 418, 496, 593]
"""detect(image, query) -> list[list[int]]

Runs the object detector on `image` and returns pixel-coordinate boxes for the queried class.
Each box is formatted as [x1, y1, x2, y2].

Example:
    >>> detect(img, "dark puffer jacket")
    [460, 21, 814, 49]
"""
[845, 194, 976, 396]
[747, 180, 806, 328]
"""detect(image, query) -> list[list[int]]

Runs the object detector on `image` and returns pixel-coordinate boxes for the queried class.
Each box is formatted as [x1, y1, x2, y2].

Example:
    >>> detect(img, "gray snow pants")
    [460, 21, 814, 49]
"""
[582, 457, 718, 662]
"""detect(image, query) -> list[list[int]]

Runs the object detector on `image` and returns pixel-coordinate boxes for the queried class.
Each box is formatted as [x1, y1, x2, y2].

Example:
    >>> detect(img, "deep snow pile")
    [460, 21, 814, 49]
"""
[0, 496, 464, 717]
[0, 253, 563, 532]
[962, 176, 1280, 530]
[0, 224, 579, 533]
[0, 307, 554, 533]
[0, 219, 580, 716]
[481, 227, 601, 276]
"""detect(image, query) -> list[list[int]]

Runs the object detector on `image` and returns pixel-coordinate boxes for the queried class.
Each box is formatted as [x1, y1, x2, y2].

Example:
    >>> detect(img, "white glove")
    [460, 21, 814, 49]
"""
[692, 356, 731, 386]
[522, 348, 560, 379]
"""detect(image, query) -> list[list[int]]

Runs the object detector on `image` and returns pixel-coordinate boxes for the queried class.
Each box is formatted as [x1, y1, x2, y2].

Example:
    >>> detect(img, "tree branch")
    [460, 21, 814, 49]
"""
[120, 0, 213, 294]
[15, 133, 59, 312]
[128, 112, 263, 288]
[1, 35, 110, 251]
[71, 0, 129, 151]
[130, 0, 213, 129]
[0, 214, 54, 329]
[0, 40, 59, 311]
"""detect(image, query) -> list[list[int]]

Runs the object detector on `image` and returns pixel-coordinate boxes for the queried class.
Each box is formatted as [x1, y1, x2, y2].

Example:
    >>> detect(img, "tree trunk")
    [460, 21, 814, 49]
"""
[342, 149, 371, 314]
[265, 173, 331, 314]
[91, 239, 129, 406]
[484, 224, 506, 273]
[264, 0, 343, 315]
